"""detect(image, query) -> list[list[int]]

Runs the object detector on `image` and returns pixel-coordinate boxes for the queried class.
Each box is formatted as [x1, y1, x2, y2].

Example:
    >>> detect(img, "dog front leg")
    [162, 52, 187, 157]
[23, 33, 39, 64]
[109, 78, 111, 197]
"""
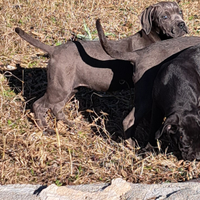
[33, 94, 49, 128]
[52, 101, 75, 127]
[149, 102, 164, 146]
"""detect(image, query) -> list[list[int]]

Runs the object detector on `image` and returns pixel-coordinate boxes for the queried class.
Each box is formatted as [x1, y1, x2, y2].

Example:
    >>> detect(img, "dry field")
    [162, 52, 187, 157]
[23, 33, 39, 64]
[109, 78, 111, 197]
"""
[0, 0, 200, 185]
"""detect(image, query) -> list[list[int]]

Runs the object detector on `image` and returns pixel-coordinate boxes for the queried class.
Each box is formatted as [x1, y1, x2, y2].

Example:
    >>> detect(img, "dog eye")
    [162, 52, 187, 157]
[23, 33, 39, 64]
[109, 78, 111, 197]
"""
[162, 15, 168, 19]
[179, 10, 182, 15]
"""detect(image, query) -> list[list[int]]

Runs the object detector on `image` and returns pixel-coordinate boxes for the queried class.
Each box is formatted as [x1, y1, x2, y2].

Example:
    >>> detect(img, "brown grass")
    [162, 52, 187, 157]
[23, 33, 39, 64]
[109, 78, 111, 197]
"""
[0, 0, 200, 185]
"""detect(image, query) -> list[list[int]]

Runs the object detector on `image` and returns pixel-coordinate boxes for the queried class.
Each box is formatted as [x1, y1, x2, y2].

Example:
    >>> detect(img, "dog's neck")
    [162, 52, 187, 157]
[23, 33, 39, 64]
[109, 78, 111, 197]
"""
[150, 27, 172, 41]
[157, 32, 173, 40]
[139, 29, 162, 44]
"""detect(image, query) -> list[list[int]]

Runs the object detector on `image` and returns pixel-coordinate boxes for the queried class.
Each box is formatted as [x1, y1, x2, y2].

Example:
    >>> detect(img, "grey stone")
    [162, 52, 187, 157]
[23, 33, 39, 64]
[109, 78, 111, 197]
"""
[126, 182, 200, 200]
[1, 178, 200, 200]
[0, 184, 42, 200]
[39, 178, 131, 200]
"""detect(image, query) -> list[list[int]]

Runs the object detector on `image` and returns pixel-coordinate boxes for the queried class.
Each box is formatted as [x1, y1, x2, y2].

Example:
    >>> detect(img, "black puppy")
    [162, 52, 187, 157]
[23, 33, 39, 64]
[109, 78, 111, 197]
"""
[96, 19, 200, 140]
[96, 19, 200, 160]
[149, 44, 200, 161]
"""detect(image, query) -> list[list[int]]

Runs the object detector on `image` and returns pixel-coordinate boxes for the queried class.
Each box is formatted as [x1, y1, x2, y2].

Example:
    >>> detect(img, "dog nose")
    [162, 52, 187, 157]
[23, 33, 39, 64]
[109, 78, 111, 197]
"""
[178, 22, 185, 29]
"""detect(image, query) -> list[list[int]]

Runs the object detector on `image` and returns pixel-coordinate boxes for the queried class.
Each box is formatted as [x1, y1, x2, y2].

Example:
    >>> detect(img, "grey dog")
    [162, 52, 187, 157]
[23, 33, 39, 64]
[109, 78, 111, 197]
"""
[96, 19, 200, 145]
[15, 1, 187, 128]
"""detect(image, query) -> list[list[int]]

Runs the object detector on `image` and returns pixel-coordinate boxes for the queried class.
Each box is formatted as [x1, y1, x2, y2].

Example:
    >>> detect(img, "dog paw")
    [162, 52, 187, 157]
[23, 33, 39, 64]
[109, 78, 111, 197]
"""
[42, 128, 56, 135]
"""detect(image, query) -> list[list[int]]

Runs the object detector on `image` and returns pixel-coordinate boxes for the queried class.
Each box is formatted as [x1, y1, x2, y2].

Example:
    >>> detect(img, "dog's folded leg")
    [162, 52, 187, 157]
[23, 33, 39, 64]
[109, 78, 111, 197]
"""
[123, 107, 135, 135]
[122, 107, 137, 147]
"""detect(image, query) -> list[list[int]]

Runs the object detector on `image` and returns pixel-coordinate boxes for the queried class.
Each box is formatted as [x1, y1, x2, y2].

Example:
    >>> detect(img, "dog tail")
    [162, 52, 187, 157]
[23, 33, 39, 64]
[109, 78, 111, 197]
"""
[96, 19, 139, 62]
[15, 27, 54, 55]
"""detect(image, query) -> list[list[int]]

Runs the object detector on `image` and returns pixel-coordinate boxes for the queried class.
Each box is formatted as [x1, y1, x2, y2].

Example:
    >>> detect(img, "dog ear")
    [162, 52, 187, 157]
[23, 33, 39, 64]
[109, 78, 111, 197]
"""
[155, 124, 178, 139]
[155, 114, 180, 139]
[140, 5, 154, 35]
[155, 124, 171, 139]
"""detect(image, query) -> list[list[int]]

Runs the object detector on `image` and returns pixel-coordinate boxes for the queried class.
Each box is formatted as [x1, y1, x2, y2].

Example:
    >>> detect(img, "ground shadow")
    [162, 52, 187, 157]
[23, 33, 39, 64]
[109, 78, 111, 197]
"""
[0, 62, 150, 146]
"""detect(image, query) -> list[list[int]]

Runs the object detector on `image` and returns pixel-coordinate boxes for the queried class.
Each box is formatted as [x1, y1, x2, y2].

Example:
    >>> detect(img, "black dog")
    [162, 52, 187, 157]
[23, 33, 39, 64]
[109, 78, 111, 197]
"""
[96, 19, 200, 143]
[96, 19, 200, 160]
[149, 44, 200, 161]
[97, 20, 200, 160]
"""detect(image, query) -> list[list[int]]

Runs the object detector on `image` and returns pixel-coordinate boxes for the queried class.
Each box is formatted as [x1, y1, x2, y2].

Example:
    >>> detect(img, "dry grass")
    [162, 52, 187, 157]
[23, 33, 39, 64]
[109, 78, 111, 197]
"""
[0, 0, 200, 185]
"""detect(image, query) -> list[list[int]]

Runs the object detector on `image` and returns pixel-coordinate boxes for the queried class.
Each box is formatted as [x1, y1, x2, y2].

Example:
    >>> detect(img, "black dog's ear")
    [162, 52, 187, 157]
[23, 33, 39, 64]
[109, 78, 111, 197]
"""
[155, 114, 179, 139]
[155, 124, 178, 139]
[140, 5, 154, 35]
[155, 124, 170, 139]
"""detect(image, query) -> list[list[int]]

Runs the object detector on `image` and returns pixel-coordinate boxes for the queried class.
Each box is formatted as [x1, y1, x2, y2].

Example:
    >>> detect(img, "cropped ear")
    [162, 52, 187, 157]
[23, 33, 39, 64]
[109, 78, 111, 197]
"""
[140, 5, 154, 35]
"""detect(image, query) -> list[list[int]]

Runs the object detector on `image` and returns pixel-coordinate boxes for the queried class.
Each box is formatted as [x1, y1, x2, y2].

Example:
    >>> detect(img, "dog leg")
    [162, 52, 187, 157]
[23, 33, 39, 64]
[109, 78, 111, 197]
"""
[123, 107, 135, 132]
[51, 98, 75, 127]
[123, 88, 153, 146]
[122, 107, 136, 145]
[33, 94, 49, 128]
[149, 102, 164, 146]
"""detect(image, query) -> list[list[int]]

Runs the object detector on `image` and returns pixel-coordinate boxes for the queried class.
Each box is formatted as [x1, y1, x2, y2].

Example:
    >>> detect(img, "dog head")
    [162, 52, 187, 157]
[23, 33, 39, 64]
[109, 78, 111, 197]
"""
[156, 112, 200, 161]
[140, 1, 188, 38]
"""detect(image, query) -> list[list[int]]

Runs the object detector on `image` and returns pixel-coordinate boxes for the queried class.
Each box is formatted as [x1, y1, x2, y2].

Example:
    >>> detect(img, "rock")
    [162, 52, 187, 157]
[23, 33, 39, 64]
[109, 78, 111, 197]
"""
[39, 178, 131, 200]
[0, 184, 41, 200]
[1, 178, 200, 199]
[125, 181, 200, 200]
[39, 178, 200, 200]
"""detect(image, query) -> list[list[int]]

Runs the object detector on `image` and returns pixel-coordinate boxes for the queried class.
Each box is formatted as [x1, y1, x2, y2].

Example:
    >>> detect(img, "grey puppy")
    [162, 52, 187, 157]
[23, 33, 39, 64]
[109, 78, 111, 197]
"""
[96, 19, 200, 143]
[15, 1, 186, 128]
